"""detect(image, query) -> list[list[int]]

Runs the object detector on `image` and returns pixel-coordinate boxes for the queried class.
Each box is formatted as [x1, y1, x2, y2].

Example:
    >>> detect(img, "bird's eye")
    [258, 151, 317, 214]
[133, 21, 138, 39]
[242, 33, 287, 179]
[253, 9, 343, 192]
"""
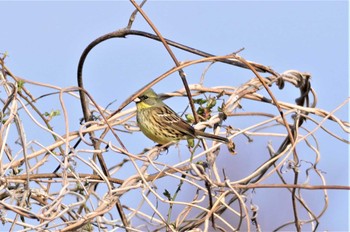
[140, 95, 148, 101]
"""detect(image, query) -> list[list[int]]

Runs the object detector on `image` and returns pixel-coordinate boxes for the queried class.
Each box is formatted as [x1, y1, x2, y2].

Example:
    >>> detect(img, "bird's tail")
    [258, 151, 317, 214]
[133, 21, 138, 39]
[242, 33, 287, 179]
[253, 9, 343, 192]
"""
[195, 130, 229, 143]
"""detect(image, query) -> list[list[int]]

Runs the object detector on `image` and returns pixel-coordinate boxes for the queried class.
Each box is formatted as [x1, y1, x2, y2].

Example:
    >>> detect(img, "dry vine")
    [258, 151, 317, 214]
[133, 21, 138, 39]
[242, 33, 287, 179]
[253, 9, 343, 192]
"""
[0, 2, 349, 232]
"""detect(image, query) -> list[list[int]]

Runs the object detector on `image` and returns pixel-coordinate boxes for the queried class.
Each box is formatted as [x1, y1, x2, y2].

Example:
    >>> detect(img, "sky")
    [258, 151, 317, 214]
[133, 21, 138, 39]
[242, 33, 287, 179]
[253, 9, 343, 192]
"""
[0, 1, 349, 231]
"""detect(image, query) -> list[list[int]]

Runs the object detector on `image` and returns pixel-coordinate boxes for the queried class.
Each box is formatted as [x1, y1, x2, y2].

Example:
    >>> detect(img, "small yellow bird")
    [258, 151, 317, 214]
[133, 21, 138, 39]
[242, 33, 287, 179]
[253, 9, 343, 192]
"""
[134, 88, 228, 145]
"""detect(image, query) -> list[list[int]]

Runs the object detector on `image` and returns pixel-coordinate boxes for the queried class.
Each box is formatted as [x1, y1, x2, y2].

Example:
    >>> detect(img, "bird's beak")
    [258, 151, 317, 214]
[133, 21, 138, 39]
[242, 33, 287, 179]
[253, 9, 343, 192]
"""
[134, 97, 141, 103]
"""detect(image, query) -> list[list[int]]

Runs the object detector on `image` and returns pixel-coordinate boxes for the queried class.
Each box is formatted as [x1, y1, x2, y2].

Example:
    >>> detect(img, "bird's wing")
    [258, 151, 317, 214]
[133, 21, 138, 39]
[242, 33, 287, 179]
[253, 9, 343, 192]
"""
[154, 105, 196, 137]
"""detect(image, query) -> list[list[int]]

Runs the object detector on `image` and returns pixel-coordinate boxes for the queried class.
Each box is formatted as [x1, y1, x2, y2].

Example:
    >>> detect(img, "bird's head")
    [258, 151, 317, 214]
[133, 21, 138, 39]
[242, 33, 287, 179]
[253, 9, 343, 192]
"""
[134, 88, 162, 109]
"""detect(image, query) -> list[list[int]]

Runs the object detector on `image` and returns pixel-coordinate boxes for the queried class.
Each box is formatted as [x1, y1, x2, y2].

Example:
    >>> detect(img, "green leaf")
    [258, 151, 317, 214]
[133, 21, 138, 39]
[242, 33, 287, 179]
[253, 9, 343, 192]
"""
[196, 107, 204, 115]
[17, 80, 25, 90]
[44, 110, 61, 119]
[185, 114, 195, 123]
[193, 98, 207, 105]
[187, 138, 195, 148]
[206, 97, 217, 109]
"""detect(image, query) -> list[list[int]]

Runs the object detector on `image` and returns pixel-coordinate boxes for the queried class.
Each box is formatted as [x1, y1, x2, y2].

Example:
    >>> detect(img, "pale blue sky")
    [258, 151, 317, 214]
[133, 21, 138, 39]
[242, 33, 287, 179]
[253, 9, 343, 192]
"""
[1, 1, 348, 231]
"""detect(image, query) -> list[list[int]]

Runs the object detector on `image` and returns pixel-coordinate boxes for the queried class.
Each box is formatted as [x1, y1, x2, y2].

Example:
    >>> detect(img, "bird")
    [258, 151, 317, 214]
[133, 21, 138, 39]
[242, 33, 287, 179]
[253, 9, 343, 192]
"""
[134, 88, 229, 145]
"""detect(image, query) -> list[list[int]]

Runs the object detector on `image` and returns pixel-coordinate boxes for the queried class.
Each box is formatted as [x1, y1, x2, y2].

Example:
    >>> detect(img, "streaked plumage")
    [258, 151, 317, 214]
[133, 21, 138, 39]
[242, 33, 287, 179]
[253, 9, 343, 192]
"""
[135, 88, 228, 145]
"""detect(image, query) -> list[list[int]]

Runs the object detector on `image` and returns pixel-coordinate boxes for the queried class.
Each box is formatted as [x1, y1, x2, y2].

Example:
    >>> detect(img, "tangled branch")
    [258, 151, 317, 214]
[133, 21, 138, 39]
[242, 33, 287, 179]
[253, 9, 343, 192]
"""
[0, 3, 349, 232]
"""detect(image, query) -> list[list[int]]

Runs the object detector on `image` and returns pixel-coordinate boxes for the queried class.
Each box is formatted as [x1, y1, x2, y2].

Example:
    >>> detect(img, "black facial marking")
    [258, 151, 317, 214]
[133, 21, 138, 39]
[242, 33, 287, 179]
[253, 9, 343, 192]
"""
[139, 95, 148, 101]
